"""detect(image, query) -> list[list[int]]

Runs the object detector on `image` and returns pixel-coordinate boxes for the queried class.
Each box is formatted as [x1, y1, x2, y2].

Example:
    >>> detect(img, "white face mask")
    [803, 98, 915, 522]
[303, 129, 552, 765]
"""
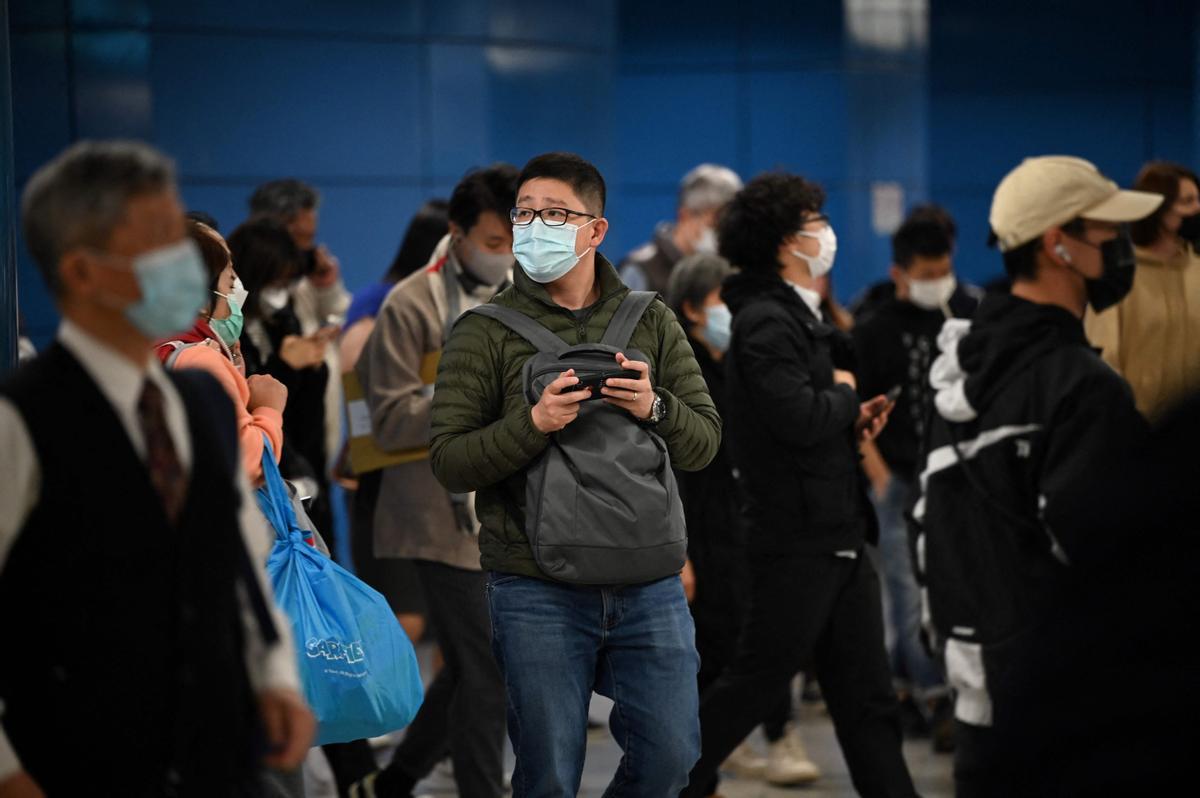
[693, 227, 718, 255]
[908, 274, 957, 312]
[791, 224, 837, 279]
[228, 275, 249, 309]
[459, 237, 514, 286]
[260, 285, 290, 314]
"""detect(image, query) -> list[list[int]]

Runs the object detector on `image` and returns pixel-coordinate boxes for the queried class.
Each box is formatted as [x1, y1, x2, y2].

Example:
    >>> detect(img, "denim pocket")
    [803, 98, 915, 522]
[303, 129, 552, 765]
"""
[487, 572, 524, 589]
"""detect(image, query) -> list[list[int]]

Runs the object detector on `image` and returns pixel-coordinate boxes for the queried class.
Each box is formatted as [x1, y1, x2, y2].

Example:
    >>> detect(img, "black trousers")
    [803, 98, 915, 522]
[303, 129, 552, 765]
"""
[690, 538, 792, 734]
[682, 550, 917, 798]
[347, 471, 428, 618]
[383, 560, 507, 797]
[689, 538, 791, 796]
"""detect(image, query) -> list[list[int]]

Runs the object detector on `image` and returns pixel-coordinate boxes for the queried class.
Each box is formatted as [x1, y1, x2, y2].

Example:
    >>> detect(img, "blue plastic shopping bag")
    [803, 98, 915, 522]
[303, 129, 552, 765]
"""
[255, 439, 423, 745]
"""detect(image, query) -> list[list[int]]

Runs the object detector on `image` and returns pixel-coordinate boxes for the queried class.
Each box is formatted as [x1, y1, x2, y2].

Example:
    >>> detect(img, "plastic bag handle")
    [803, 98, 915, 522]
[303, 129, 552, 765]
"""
[257, 436, 303, 542]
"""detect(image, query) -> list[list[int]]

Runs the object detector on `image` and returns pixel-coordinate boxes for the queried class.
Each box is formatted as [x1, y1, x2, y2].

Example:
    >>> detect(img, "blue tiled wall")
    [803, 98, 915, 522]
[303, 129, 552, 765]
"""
[9, 0, 1200, 344]
[9, 0, 617, 347]
[928, 0, 1200, 286]
[611, 0, 1199, 298]
[609, 0, 930, 300]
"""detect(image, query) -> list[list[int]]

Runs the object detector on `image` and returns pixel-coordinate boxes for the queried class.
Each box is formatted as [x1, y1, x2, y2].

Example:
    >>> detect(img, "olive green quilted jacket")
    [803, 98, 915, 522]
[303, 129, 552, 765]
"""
[429, 255, 722, 578]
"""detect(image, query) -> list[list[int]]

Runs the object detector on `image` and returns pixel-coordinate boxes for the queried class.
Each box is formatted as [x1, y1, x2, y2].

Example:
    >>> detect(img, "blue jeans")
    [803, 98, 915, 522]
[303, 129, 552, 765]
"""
[874, 476, 945, 695]
[486, 573, 701, 797]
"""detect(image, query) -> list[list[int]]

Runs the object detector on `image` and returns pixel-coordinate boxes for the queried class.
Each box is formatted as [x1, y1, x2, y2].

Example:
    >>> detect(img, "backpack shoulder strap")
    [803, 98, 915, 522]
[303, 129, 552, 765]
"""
[466, 303, 569, 355]
[601, 291, 658, 349]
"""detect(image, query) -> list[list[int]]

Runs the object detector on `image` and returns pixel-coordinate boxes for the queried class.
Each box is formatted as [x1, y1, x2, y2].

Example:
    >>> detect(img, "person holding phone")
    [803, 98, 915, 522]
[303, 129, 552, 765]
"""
[247, 179, 352, 539]
[681, 172, 916, 798]
[851, 206, 981, 751]
[230, 219, 338, 544]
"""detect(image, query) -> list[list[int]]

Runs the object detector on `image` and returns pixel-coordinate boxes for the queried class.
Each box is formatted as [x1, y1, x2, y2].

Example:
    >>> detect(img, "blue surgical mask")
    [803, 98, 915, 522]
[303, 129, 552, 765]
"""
[97, 239, 209, 338]
[513, 218, 596, 284]
[703, 302, 732, 352]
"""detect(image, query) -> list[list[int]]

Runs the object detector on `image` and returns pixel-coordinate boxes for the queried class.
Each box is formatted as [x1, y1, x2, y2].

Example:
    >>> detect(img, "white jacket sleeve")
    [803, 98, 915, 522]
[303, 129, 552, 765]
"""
[235, 470, 302, 693]
[0, 399, 41, 783]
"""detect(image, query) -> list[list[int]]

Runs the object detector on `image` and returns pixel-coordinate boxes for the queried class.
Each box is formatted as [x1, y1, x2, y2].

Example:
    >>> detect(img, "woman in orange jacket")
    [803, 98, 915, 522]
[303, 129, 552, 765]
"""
[157, 218, 288, 483]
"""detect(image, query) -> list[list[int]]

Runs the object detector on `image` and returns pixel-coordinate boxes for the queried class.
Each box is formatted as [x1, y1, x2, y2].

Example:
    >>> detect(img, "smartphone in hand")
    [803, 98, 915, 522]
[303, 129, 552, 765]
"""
[562, 369, 641, 401]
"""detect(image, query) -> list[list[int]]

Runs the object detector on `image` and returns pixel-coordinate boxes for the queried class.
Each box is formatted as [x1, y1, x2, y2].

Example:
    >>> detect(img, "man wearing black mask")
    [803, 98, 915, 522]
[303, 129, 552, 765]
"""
[911, 156, 1162, 796]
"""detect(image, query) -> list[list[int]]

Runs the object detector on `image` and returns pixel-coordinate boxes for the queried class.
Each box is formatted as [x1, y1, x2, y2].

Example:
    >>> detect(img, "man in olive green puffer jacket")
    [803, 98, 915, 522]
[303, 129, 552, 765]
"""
[430, 152, 720, 796]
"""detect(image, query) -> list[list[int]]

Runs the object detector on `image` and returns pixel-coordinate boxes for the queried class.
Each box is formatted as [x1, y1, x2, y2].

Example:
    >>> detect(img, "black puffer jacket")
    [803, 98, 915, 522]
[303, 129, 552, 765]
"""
[722, 269, 874, 554]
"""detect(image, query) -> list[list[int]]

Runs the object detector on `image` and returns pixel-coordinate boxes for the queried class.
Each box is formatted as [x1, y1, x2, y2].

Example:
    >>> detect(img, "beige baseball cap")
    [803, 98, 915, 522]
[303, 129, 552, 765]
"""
[989, 155, 1163, 252]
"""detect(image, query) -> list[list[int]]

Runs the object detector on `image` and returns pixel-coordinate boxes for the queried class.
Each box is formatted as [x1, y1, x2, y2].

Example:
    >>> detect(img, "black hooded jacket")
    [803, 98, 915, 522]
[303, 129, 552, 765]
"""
[911, 292, 1148, 728]
[721, 269, 875, 555]
[852, 286, 981, 481]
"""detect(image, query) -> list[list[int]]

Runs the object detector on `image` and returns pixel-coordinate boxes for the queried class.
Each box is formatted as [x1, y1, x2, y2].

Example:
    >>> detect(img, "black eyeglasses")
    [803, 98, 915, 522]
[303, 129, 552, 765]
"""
[510, 207, 597, 227]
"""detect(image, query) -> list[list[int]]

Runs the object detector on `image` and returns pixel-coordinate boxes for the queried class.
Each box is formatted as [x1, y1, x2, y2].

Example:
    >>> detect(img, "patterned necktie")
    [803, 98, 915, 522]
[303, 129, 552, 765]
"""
[137, 378, 187, 524]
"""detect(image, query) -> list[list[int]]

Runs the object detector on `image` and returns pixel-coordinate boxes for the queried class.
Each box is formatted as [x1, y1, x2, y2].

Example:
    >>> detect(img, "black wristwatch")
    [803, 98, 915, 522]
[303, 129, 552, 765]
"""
[647, 393, 667, 425]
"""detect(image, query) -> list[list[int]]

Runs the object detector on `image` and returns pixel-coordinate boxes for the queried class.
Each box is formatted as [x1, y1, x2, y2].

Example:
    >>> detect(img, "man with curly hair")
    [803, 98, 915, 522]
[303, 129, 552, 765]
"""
[681, 172, 918, 798]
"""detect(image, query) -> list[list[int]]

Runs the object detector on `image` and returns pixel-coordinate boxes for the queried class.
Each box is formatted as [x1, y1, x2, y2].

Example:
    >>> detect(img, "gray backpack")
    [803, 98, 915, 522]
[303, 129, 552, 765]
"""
[467, 291, 687, 585]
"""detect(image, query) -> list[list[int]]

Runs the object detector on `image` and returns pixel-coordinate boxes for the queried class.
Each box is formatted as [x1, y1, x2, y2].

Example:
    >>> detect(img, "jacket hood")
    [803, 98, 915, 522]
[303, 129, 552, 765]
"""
[931, 293, 1087, 422]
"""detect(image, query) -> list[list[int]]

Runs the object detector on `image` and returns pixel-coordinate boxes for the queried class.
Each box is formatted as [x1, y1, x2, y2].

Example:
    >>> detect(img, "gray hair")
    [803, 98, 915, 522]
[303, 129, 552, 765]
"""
[679, 163, 743, 213]
[666, 253, 734, 329]
[248, 178, 321, 223]
[21, 140, 176, 297]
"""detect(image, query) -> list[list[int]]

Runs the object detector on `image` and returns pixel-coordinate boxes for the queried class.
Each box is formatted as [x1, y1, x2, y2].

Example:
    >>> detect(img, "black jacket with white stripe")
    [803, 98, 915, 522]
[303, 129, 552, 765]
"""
[910, 292, 1148, 728]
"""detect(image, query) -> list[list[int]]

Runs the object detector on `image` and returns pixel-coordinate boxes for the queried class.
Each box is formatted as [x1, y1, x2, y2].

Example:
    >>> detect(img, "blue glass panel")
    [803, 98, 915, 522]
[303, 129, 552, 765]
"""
[10, 32, 72, 183]
[72, 31, 152, 139]
[616, 71, 739, 186]
[149, 1, 420, 36]
[429, 44, 491, 181]
[72, 0, 150, 26]
[431, 0, 615, 50]
[929, 90, 1147, 194]
[151, 34, 423, 180]
[318, 185, 430, 293]
[747, 70, 846, 182]
[619, 0, 738, 69]
[746, 0, 843, 66]
[488, 46, 616, 178]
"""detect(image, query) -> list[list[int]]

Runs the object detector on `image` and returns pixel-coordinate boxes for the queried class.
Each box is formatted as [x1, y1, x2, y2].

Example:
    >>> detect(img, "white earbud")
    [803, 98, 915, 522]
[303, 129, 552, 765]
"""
[1055, 243, 1072, 264]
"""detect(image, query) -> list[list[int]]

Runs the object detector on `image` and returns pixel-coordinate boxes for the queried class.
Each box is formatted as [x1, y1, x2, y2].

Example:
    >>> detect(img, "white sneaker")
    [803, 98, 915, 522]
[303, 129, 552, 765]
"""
[721, 739, 767, 779]
[765, 726, 821, 786]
